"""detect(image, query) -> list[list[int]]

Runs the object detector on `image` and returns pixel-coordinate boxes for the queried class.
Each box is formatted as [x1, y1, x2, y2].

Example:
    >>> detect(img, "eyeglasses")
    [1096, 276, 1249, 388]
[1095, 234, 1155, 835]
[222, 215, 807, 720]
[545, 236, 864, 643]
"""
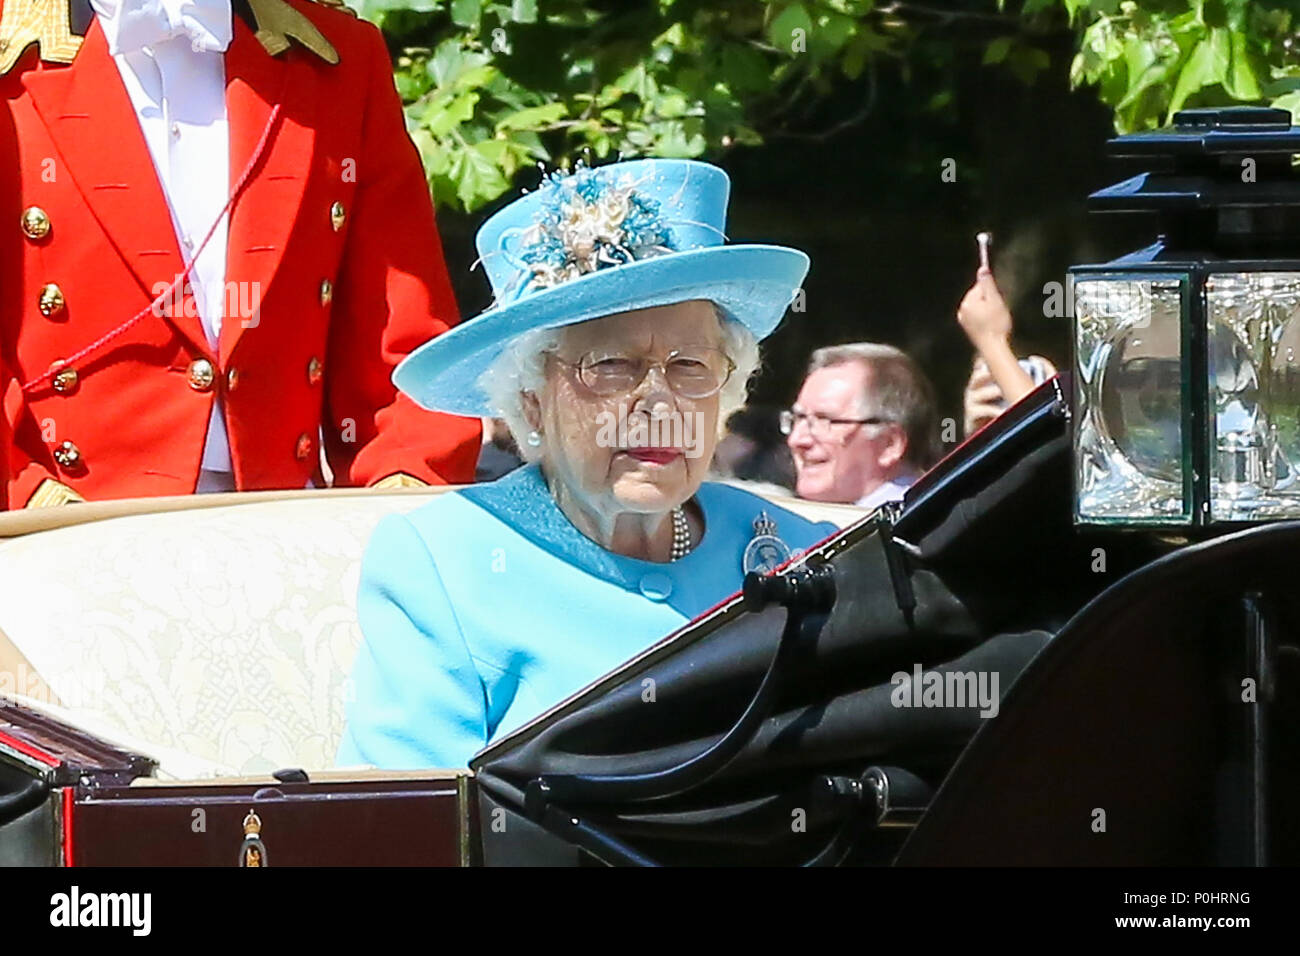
[552, 347, 736, 399]
[779, 409, 893, 440]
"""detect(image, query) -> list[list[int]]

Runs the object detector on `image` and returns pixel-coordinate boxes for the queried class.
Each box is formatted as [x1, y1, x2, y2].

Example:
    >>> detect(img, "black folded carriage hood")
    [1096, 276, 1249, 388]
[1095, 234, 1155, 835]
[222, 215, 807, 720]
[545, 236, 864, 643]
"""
[471, 374, 1298, 865]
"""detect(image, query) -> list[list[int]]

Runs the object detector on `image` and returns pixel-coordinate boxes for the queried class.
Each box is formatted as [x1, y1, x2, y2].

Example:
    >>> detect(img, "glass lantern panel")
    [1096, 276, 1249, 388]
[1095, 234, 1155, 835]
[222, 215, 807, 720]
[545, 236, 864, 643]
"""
[1075, 276, 1187, 523]
[1207, 272, 1300, 521]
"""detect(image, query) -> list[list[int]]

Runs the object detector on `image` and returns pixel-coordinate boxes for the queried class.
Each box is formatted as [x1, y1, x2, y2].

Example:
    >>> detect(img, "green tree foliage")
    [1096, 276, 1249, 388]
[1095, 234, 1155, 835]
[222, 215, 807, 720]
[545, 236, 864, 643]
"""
[1063, 0, 1300, 133]
[360, 0, 1299, 211]
[365, 0, 908, 211]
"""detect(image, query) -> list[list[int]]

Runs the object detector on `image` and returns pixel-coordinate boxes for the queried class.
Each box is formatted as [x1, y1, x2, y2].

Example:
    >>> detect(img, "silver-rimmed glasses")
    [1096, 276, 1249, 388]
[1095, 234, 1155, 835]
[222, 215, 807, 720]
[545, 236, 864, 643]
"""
[552, 347, 736, 399]
[779, 409, 892, 441]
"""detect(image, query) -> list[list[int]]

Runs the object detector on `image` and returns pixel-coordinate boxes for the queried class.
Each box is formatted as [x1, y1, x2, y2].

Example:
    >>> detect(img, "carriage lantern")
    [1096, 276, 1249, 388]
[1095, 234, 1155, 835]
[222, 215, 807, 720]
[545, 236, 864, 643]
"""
[1072, 106, 1300, 526]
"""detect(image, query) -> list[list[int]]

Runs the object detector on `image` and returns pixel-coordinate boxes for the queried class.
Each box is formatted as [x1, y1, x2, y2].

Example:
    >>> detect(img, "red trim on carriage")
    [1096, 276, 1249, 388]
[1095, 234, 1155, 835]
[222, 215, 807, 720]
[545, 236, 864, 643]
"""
[0, 727, 61, 767]
[62, 786, 76, 867]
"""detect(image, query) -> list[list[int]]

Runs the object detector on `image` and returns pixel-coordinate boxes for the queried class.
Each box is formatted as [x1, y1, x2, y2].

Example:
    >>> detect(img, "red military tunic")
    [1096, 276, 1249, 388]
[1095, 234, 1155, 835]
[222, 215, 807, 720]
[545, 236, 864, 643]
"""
[0, 352, 9, 508]
[0, 0, 480, 507]
[1, 91, 15, 510]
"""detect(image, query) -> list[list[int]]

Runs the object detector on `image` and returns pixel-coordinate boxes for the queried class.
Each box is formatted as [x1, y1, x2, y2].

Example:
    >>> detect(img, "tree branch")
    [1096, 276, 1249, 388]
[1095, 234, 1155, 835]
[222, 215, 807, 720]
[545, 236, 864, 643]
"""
[878, 0, 1026, 27]
[770, 60, 879, 143]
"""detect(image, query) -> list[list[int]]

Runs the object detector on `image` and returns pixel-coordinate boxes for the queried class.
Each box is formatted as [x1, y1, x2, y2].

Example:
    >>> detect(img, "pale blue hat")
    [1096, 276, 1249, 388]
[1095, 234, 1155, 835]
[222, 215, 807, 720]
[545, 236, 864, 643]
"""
[394, 158, 810, 416]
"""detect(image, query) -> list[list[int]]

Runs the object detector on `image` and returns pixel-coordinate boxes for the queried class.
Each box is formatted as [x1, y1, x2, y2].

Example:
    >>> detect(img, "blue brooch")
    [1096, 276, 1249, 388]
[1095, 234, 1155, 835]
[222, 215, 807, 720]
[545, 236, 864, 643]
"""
[742, 511, 793, 575]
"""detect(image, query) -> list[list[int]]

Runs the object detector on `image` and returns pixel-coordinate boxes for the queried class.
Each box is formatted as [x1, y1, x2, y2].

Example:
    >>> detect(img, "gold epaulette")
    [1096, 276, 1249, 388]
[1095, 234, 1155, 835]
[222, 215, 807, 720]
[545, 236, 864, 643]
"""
[247, 0, 339, 64]
[0, 0, 83, 76]
[371, 473, 430, 490]
[0, 0, 339, 77]
[309, 0, 358, 18]
[26, 478, 85, 508]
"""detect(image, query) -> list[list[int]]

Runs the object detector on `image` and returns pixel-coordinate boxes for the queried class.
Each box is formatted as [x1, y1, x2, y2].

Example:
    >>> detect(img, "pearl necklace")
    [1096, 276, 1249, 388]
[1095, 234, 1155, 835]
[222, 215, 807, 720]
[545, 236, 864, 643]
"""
[670, 506, 692, 562]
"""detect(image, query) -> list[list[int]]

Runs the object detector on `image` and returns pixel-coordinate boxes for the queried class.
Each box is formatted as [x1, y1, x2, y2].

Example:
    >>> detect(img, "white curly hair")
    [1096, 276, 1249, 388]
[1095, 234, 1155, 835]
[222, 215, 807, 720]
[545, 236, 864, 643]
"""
[478, 303, 761, 462]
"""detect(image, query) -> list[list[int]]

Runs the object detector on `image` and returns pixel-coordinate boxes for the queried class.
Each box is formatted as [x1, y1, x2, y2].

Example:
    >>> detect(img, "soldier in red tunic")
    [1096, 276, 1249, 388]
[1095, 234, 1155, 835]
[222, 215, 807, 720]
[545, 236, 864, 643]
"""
[0, 0, 480, 507]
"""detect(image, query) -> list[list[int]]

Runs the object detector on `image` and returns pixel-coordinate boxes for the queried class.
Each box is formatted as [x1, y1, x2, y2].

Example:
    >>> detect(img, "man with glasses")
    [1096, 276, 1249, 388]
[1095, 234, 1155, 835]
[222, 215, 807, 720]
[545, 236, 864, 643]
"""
[781, 343, 940, 510]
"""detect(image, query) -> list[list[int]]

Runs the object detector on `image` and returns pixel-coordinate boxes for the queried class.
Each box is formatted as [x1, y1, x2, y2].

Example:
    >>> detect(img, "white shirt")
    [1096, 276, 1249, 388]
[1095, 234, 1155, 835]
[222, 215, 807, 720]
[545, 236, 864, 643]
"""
[855, 473, 919, 512]
[91, 0, 234, 478]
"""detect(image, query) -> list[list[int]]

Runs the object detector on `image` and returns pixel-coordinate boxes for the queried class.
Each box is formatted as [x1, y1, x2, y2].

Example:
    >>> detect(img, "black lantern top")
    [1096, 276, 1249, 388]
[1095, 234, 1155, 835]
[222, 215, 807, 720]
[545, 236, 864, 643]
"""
[1088, 106, 1300, 255]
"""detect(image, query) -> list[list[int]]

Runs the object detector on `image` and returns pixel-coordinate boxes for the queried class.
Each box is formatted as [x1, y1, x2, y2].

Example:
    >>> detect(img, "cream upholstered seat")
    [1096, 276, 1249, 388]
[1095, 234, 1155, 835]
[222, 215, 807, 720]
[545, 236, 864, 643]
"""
[0, 486, 864, 779]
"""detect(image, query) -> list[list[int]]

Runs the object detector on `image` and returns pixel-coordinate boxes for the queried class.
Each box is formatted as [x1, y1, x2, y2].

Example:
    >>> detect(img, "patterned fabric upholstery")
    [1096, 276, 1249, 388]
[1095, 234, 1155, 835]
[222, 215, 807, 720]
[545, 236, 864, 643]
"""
[0, 488, 863, 779]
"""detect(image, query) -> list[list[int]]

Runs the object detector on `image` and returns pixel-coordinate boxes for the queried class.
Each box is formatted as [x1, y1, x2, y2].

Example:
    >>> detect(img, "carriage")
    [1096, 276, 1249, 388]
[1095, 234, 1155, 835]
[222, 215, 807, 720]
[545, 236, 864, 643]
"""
[4, 106, 1299, 867]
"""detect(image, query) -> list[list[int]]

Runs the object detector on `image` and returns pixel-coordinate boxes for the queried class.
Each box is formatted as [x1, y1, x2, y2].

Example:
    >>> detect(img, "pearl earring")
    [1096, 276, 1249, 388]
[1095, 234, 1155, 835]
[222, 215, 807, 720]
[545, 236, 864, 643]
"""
[526, 430, 542, 447]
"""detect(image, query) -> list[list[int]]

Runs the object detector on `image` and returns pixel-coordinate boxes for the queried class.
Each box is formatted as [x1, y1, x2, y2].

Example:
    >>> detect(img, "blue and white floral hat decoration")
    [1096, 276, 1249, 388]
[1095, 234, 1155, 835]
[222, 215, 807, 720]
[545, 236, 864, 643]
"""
[393, 157, 811, 416]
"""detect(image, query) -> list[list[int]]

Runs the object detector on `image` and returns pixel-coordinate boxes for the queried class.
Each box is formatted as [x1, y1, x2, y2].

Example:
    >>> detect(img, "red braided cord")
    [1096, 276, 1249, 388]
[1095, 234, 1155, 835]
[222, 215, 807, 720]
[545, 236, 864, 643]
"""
[21, 99, 286, 394]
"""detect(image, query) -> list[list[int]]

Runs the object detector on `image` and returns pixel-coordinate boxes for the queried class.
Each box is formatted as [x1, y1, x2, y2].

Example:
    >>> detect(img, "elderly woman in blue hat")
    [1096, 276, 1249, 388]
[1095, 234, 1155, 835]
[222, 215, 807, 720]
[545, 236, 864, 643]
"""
[337, 158, 835, 769]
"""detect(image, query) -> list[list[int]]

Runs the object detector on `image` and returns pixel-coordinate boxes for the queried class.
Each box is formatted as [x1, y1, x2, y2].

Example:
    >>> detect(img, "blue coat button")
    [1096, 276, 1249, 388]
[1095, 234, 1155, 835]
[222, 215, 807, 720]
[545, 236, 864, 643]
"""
[638, 572, 673, 601]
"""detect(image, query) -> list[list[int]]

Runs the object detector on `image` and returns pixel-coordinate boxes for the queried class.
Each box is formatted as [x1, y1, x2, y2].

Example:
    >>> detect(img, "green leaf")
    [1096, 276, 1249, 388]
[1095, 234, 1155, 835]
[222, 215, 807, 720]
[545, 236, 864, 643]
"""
[496, 101, 568, 130]
[826, 0, 873, 13]
[613, 62, 657, 101]
[473, 138, 511, 164]
[427, 40, 468, 88]
[623, 124, 655, 149]
[1068, 50, 1087, 89]
[1224, 0, 1251, 32]
[450, 0, 480, 30]
[511, 0, 537, 23]
[1006, 45, 1050, 85]
[1272, 90, 1300, 124]
[1263, 74, 1300, 98]
[654, 91, 690, 118]
[453, 64, 498, 92]
[651, 119, 707, 157]
[839, 28, 881, 80]
[457, 142, 511, 211]
[983, 36, 1013, 66]
[354, 0, 440, 16]
[767, 3, 813, 55]
[1210, 23, 1234, 65]
[409, 127, 450, 177]
[394, 62, 434, 102]
[720, 43, 770, 95]
[809, 11, 857, 60]
[515, 130, 549, 163]
[926, 89, 953, 111]
[1062, 0, 1090, 23]
[424, 91, 479, 136]
[1166, 34, 1225, 118]
[674, 67, 706, 98]
[1116, 35, 1174, 110]
[1122, 32, 1157, 83]
[1223, 30, 1261, 100]
[586, 83, 619, 107]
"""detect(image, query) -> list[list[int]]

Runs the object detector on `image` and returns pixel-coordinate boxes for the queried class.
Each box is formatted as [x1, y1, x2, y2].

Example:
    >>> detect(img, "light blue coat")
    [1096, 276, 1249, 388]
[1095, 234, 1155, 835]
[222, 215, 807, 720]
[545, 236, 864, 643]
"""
[337, 464, 836, 769]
